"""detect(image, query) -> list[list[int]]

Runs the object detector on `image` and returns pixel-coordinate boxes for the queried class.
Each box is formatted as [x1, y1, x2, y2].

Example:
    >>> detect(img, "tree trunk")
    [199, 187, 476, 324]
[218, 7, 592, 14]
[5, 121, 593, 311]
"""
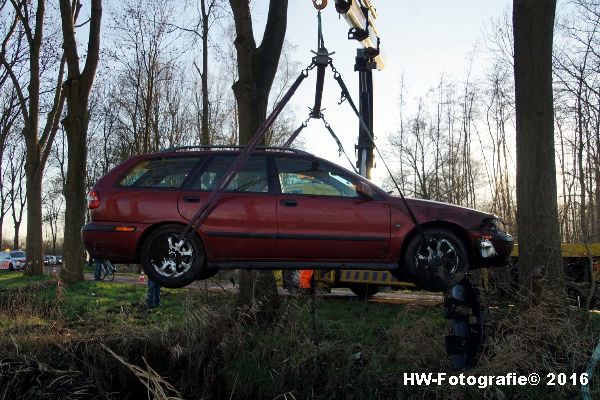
[229, 0, 288, 308]
[13, 220, 21, 249]
[24, 153, 44, 274]
[61, 89, 89, 284]
[58, 0, 102, 284]
[513, 0, 563, 299]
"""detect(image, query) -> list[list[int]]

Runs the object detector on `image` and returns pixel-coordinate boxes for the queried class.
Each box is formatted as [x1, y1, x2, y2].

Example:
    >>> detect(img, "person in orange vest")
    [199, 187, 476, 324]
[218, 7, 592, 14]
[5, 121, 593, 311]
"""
[300, 269, 314, 290]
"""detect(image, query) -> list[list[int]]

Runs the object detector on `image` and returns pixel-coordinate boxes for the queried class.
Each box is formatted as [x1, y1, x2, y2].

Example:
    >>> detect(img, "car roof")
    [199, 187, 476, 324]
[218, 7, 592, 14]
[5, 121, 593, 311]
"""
[154, 146, 313, 157]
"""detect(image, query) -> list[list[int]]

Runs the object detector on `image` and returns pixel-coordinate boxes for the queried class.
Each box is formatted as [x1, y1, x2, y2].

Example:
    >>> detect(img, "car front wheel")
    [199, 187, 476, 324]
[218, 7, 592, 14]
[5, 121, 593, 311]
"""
[141, 224, 206, 288]
[403, 228, 469, 292]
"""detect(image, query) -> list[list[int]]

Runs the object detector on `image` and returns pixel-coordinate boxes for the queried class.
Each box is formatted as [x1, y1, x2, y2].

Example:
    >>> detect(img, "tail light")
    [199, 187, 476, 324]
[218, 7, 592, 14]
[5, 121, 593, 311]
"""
[87, 190, 100, 209]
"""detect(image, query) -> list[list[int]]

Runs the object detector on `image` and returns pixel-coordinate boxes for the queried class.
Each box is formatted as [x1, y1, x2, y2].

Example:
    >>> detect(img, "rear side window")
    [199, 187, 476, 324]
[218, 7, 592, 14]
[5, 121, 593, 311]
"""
[191, 156, 268, 193]
[120, 157, 202, 188]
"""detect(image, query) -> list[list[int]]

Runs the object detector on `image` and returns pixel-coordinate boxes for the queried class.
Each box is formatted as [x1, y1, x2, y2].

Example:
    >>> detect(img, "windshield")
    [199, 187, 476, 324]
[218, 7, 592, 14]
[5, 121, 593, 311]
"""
[10, 251, 25, 258]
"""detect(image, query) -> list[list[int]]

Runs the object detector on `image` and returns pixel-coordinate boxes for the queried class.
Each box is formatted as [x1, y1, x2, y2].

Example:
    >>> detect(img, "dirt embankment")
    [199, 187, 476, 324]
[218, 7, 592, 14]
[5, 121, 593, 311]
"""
[1, 279, 599, 399]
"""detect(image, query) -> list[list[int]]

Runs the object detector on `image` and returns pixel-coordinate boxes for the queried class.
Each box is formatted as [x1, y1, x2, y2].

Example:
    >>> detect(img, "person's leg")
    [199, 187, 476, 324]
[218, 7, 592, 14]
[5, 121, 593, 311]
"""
[154, 284, 161, 306]
[94, 258, 101, 280]
[147, 278, 155, 306]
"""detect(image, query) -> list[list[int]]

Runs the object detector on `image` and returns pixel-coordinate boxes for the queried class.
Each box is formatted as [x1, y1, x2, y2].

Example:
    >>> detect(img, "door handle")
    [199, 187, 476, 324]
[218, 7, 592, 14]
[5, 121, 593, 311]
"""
[280, 199, 298, 207]
[183, 195, 201, 203]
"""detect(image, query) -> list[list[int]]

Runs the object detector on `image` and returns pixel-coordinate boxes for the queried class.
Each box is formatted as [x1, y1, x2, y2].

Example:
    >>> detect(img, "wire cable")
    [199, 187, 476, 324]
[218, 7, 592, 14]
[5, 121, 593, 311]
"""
[330, 62, 424, 236]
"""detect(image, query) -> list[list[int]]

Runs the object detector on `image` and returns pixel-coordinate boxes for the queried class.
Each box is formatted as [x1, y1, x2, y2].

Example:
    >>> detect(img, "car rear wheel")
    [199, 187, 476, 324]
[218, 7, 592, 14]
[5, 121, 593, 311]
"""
[403, 228, 469, 292]
[141, 224, 206, 288]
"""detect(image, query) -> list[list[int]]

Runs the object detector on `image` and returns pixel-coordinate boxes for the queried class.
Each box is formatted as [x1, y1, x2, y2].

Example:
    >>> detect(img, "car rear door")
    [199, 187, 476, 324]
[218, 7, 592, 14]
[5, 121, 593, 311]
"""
[274, 156, 390, 261]
[178, 155, 277, 260]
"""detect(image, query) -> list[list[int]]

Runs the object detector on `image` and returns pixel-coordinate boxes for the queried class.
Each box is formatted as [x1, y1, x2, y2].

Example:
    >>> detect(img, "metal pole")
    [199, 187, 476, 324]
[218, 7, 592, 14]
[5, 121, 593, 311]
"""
[354, 48, 375, 179]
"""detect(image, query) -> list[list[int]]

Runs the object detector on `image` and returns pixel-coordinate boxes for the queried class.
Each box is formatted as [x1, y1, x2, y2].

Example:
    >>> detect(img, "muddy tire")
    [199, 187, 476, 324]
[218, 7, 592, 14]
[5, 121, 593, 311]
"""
[444, 275, 486, 370]
[404, 228, 469, 292]
[141, 224, 205, 288]
[349, 284, 379, 298]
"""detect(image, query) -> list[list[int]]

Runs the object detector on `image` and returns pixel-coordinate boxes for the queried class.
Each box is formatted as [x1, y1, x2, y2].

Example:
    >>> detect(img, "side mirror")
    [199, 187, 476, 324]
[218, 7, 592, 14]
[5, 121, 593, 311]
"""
[356, 181, 374, 200]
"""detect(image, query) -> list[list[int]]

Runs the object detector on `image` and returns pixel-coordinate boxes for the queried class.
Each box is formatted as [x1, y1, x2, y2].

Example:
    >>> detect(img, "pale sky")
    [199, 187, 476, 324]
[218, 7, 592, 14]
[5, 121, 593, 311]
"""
[257, 1, 512, 185]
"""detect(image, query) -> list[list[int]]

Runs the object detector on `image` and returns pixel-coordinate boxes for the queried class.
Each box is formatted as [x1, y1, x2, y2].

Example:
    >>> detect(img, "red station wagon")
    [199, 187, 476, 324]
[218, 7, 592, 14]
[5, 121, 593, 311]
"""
[82, 146, 513, 290]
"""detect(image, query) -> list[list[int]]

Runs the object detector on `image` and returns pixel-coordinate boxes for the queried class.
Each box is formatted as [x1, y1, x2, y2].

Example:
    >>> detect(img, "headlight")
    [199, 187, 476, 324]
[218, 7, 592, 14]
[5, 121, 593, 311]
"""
[481, 218, 506, 234]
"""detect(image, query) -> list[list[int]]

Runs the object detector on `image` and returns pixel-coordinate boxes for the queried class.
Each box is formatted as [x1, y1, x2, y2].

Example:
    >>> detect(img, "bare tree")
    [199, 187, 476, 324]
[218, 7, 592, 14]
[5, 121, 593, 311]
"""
[58, 0, 102, 283]
[187, 0, 225, 145]
[513, 0, 563, 297]
[0, 79, 21, 246]
[553, 0, 600, 244]
[388, 74, 481, 208]
[106, 0, 191, 156]
[6, 139, 25, 249]
[480, 58, 516, 232]
[42, 177, 64, 256]
[1, 1, 66, 274]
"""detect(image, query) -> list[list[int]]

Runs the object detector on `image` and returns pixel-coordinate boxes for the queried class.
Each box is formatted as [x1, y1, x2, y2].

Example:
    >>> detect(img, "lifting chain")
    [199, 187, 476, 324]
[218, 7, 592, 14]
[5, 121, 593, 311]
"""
[312, 0, 327, 10]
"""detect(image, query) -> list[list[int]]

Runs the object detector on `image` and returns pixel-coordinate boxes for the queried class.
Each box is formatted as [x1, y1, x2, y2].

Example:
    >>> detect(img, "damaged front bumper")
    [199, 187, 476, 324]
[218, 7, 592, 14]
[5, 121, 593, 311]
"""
[471, 232, 514, 268]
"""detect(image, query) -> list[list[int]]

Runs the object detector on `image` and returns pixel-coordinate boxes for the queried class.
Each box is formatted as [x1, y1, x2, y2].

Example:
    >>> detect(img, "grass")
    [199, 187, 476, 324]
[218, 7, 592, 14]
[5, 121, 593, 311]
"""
[0, 271, 196, 334]
[1, 272, 600, 399]
[0, 270, 49, 288]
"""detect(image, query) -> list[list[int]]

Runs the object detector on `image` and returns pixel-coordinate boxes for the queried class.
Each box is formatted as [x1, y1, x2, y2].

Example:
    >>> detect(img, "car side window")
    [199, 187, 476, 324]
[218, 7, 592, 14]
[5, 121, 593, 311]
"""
[191, 156, 269, 193]
[275, 157, 359, 198]
[119, 157, 203, 188]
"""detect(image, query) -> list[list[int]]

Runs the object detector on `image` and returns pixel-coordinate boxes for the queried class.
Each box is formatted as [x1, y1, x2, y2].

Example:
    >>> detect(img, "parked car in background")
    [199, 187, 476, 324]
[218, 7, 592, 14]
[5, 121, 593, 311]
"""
[56, 256, 63, 264]
[44, 255, 58, 265]
[82, 146, 513, 290]
[0, 250, 27, 271]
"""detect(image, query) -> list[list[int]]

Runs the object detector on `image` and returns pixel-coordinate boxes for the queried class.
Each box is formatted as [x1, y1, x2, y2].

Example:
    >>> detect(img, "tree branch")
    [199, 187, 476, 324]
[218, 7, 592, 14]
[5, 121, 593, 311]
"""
[0, 11, 28, 121]
[8, 0, 33, 45]
[82, 0, 102, 91]
[256, 0, 288, 86]
[59, 0, 81, 78]
[228, 0, 256, 50]
[40, 54, 66, 147]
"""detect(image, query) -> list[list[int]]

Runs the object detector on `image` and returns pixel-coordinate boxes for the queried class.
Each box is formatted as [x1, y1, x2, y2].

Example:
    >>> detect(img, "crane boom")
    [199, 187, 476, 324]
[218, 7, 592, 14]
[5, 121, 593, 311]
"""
[334, 0, 384, 70]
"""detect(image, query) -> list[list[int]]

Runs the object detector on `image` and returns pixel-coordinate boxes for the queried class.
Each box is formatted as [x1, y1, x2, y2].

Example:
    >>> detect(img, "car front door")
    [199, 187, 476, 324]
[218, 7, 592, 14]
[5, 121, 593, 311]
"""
[178, 155, 277, 260]
[274, 157, 390, 261]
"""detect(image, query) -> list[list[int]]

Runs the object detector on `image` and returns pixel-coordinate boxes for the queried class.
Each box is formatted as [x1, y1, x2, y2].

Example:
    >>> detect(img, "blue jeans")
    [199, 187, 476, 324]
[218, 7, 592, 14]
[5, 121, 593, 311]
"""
[147, 278, 161, 307]
[94, 258, 102, 280]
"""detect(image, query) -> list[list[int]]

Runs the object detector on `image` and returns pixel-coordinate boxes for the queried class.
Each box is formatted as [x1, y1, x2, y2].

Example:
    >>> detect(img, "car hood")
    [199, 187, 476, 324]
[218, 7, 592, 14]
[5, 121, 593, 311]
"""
[388, 197, 496, 230]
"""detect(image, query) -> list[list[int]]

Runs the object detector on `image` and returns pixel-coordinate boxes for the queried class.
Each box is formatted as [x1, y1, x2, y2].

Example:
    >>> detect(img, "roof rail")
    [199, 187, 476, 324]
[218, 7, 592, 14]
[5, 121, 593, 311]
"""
[158, 145, 312, 155]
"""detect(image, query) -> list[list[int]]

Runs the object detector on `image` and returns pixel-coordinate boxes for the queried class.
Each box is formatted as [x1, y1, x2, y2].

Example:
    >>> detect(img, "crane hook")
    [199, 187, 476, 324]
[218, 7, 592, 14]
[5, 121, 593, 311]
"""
[312, 0, 327, 10]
